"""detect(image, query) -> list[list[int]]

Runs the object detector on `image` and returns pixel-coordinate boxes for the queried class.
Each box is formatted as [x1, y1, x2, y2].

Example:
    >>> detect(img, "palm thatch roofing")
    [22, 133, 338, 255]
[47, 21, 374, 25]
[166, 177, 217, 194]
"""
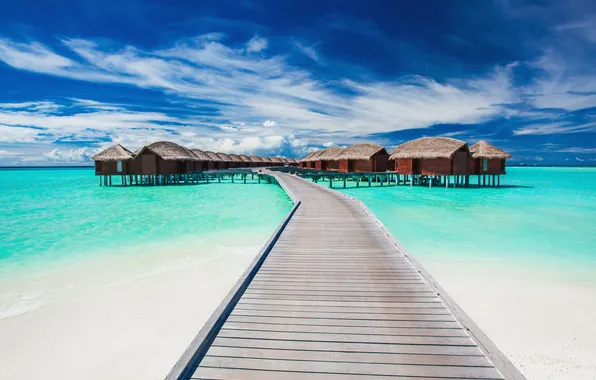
[280, 157, 291, 163]
[304, 149, 327, 162]
[260, 156, 274, 163]
[299, 151, 318, 163]
[270, 157, 284, 163]
[92, 144, 133, 161]
[204, 151, 223, 161]
[470, 141, 512, 159]
[318, 146, 345, 160]
[227, 154, 244, 163]
[216, 152, 233, 162]
[334, 144, 387, 161]
[237, 154, 253, 163]
[190, 149, 211, 161]
[248, 155, 264, 163]
[389, 137, 468, 160]
[135, 141, 200, 161]
[287, 158, 298, 164]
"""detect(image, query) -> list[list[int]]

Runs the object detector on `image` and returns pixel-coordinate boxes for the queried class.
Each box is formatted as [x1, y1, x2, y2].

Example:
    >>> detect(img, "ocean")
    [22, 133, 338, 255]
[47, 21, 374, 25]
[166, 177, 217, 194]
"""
[1, 166, 595, 379]
[337, 166, 596, 285]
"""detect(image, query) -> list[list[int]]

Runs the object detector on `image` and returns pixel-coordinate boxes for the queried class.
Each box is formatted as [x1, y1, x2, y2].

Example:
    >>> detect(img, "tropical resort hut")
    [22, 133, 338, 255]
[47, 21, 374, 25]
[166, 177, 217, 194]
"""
[298, 151, 316, 168]
[92, 144, 134, 176]
[216, 152, 234, 169]
[270, 157, 285, 166]
[285, 158, 298, 166]
[315, 146, 344, 171]
[389, 137, 469, 176]
[191, 149, 211, 171]
[237, 154, 253, 168]
[134, 141, 200, 175]
[334, 144, 389, 173]
[259, 156, 273, 166]
[303, 149, 326, 169]
[469, 141, 511, 175]
[248, 155, 265, 168]
[204, 151, 224, 170]
[228, 154, 247, 168]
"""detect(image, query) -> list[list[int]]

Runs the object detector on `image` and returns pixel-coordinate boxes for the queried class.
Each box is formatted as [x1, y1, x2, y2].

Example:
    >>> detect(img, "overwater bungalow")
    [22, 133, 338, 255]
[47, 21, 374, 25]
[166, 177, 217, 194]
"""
[389, 137, 470, 176]
[204, 151, 224, 170]
[237, 154, 253, 167]
[334, 143, 389, 172]
[469, 140, 511, 175]
[134, 141, 200, 175]
[270, 157, 285, 166]
[227, 154, 245, 168]
[191, 149, 211, 171]
[92, 144, 134, 175]
[260, 156, 274, 166]
[248, 155, 265, 168]
[298, 151, 316, 168]
[286, 158, 299, 166]
[304, 149, 326, 169]
[315, 146, 344, 171]
[216, 153, 234, 169]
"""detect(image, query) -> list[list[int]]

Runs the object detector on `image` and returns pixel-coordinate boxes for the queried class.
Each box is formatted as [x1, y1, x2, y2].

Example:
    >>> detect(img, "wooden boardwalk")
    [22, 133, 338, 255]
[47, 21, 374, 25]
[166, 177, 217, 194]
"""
[166, 173, 526, 380]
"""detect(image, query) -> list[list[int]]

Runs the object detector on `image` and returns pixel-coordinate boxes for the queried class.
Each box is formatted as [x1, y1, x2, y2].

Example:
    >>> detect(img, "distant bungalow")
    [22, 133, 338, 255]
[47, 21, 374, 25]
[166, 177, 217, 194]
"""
[297, 137, 510, 187]
[92, 140, 297, 185]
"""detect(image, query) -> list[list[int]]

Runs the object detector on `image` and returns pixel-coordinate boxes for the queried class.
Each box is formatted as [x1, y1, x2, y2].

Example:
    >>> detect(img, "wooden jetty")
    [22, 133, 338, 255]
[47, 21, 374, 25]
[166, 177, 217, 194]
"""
[166, 172, 526, 380]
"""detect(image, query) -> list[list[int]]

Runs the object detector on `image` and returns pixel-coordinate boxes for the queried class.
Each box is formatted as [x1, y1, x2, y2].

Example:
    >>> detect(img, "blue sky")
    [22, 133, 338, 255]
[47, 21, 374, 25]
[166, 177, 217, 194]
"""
[1, 0, 596, 165]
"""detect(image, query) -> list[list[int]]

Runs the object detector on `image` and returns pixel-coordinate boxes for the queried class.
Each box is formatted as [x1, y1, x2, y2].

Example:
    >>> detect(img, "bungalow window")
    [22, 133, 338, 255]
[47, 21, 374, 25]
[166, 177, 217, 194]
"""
[483, 159, 488, 171]
[117, 160, 123, 173]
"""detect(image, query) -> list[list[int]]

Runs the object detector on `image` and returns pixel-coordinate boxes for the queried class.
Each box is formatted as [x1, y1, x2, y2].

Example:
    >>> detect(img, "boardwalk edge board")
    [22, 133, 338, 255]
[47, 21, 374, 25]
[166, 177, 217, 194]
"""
[164, 190, 301, 380]
[308, 175, 527, 380]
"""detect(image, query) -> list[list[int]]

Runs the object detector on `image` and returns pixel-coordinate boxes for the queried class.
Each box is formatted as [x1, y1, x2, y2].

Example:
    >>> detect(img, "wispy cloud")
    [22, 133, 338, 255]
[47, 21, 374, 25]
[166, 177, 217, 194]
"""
[0, 34, 517, 138]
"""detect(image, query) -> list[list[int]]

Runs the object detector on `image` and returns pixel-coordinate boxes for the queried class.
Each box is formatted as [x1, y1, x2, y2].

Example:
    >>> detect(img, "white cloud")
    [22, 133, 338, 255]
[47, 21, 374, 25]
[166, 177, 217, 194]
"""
[513, 121, 596, 135]
[44, 147, 96, 162]
[576, 157, 585, 162]
[295, 42, 322, 64]
[0, 35, 518, 138]
[263, 120, 276, 127]
[246, 36, 268, 53]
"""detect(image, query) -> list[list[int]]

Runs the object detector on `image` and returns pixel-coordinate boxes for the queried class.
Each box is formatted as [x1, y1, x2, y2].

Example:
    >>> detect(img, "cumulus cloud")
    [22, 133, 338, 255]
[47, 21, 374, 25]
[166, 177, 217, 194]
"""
[44, 147, 96, 162]
[263, 120, 276, 127]
[246, 36, 268, 52]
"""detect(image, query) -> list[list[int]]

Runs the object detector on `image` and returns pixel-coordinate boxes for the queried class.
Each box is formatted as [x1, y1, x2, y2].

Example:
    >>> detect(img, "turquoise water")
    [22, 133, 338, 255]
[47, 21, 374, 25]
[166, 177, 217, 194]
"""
[0, 168, 292, 276]
[338, 167, 596, 283]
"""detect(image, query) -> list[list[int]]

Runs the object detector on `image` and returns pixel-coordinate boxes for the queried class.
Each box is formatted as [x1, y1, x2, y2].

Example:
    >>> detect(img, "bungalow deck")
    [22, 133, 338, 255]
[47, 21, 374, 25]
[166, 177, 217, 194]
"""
[166, 172, 526, 380]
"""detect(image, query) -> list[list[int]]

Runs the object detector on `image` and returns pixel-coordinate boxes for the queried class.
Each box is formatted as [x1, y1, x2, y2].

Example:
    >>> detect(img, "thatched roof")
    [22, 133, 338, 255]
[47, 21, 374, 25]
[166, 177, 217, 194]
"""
[318, 146, 345, 160]
[204, 151, 223, 161]
[299, 151, 315, 163]
[270, 157, 284, 163]
[136, 141, 200, 161]
[287, 158, 298, 164]
[389, 137, 468, 160]
[280, 157, 290, 163]
[334, 144, 387, 161]
[237, 154, 253, 163]
[248, 155, 264, 163]
[260, 156, 273, 163]
[92, 144, 133, 161]
[216, 152, 233, 162]
[304, 149, 326, 162]
[190, 149, 211, 161]
[227, 154, 244, 163]
[470, 141, 511, 159]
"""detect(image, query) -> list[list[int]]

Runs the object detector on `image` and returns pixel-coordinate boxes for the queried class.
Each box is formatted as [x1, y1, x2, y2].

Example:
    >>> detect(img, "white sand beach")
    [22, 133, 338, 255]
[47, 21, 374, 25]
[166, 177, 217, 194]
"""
[1, 235, 595, 380]
[0, 232, 267, 380]
[424, 259, 596, 380]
